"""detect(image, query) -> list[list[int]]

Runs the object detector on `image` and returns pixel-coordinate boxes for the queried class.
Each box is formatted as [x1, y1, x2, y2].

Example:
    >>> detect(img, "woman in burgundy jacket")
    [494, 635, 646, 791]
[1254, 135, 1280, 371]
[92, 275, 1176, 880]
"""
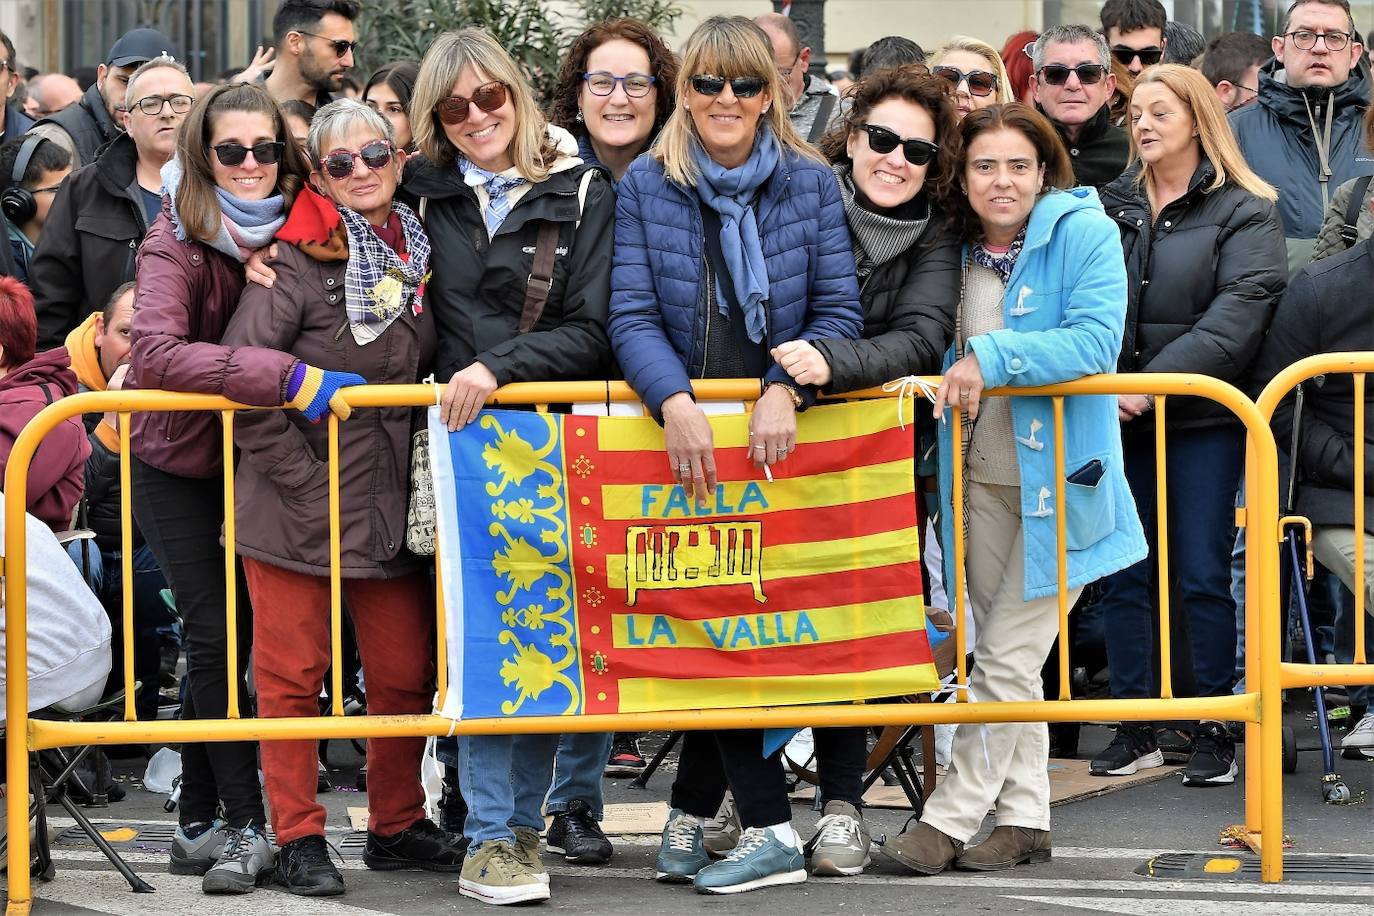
[127, 83, 355, 896]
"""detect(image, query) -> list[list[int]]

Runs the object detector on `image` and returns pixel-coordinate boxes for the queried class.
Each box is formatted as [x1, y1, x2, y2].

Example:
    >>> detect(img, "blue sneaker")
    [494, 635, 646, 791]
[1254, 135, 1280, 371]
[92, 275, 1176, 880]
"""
[693, 826, 806, 895]
[655, 809, 711, 883]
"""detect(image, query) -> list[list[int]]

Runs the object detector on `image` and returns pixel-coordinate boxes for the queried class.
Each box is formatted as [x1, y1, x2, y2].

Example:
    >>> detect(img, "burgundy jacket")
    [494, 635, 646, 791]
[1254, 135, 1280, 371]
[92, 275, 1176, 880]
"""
[129, 211, 297, 479]
[0, 347, 90, 531]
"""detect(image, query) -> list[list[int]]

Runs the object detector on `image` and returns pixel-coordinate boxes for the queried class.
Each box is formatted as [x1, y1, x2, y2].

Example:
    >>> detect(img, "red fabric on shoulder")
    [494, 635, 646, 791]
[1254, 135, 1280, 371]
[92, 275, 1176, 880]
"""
[277, 183, 342, 246]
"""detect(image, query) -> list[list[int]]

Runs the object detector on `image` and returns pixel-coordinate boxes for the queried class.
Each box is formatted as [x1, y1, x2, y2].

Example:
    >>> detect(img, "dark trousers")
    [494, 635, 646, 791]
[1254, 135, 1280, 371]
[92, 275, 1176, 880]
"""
[1097, 425, 1243, 700]
[813, 727, 866, 808]
[132, 457, 264, 828]
[670, 729, 790, 828]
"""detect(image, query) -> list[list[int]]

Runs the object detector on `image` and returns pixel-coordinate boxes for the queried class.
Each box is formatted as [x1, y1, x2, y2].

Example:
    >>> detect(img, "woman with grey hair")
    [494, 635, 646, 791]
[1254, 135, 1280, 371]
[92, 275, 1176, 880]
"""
[221, 97, 458, 897]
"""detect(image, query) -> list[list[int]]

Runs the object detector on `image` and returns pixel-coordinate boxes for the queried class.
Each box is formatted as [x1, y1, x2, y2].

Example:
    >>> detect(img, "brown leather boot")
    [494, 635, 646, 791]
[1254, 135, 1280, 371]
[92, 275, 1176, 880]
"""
[955, 826, 1051, 871]
[878, 821, 962, 875]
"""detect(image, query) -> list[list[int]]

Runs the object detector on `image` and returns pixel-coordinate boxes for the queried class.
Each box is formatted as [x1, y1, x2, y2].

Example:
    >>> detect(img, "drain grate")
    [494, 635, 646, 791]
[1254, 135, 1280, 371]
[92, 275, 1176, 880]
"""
[1138, 852, 1374, 882]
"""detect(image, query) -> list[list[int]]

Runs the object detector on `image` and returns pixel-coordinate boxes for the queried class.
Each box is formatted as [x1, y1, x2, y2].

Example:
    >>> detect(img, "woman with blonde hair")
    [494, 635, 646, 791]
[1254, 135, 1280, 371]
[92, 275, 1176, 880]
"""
[1093, 63, 1285, 785]
[403, 27, 615, 906]
[932, 36, 1014, 118]
[610, 14, 861, 895]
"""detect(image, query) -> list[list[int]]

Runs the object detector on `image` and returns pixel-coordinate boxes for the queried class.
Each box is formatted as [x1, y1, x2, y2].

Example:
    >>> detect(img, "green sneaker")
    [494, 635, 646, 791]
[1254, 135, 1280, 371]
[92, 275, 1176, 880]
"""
[703, 795, 740, 858]
[805, 801, 871, 876]
[512, 826, 550, 883]
[459, 840, 550, 906]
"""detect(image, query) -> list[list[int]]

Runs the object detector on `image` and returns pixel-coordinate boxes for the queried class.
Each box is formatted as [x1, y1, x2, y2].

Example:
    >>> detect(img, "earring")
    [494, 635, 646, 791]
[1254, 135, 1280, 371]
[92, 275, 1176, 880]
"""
[576, 110, 584, 122]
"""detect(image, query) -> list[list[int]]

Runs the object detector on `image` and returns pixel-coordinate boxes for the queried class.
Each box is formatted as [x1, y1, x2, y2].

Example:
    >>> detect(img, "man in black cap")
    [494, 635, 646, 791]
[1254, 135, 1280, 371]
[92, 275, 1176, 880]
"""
[27, 27, 176, 169]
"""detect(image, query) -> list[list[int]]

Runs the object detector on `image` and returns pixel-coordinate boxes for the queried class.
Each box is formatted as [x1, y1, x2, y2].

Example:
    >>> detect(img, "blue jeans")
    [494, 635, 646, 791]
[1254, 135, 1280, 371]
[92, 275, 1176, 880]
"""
[1098, 425, 1244, 699]
[546, 732, 612, 818]
[459, 733, 560, 848]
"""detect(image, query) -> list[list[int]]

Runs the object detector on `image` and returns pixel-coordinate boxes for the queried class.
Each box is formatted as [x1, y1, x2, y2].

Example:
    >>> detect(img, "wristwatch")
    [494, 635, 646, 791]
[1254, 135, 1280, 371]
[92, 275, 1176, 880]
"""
[765, 381, 804, 408]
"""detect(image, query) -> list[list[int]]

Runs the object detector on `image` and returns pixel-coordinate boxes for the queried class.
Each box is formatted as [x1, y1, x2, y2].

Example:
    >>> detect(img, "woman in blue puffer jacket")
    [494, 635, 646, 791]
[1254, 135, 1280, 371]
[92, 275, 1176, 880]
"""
[609, 15, 861, 897]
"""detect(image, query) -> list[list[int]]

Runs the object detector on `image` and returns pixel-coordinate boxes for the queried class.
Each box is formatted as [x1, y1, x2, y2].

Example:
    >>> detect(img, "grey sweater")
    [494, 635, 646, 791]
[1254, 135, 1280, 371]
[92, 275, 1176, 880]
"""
[963, 263, 1019, 485]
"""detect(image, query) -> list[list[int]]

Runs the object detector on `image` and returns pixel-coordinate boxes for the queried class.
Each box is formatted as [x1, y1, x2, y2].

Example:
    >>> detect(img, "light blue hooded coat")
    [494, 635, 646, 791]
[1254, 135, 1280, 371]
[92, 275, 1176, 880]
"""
[938, 187, 1148, 601]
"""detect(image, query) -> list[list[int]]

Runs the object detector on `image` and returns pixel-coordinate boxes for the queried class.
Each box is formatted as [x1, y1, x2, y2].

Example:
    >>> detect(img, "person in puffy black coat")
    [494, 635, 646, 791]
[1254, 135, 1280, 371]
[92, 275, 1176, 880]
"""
[1093, 65, 1286, 787]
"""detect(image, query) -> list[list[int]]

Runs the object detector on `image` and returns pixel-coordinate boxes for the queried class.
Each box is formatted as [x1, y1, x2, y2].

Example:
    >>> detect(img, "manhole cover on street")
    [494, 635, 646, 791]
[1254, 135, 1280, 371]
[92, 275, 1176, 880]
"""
[1139, 852, 1374, 882]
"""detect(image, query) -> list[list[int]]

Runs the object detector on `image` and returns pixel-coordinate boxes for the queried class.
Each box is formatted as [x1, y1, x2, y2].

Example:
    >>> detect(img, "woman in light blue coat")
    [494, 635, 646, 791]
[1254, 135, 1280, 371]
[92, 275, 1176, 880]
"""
[881, 102, 1146, 876]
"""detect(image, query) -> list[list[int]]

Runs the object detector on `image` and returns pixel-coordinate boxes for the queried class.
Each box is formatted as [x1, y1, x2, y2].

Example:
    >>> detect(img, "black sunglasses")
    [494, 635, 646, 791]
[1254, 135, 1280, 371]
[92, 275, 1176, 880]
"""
[320, 139, 395, 180]
[1111, 45, 1164, 67]
[932, 66, 998, 97]
[859, 124, 938, 166]
[690, 74, 766, 98]
[1037, 63, 1108, 86]
[212, 141, 286, 167]
[296, 29, 358, 58]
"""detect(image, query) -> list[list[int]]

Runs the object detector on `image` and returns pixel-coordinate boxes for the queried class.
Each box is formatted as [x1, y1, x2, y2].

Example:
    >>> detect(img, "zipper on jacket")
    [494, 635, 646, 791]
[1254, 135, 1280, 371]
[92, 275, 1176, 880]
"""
[700, 261, 712, 378]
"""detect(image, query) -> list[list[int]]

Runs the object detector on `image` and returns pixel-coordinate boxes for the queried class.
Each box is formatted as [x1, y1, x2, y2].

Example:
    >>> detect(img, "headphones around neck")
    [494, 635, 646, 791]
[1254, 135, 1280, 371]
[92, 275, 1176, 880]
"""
[2, 135, 49, 225]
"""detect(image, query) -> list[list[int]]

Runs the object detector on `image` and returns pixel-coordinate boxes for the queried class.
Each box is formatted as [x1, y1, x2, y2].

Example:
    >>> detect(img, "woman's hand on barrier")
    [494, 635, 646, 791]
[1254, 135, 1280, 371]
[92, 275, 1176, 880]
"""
[440, 362, 499, 432]
[1117, 394, 1152, 422]
[749, 384, 798, 471]
[245, 244, 280, 288]
[771, 340, 832, 387]
[933, 352, 985, 420]
[663, 392, 717, 506]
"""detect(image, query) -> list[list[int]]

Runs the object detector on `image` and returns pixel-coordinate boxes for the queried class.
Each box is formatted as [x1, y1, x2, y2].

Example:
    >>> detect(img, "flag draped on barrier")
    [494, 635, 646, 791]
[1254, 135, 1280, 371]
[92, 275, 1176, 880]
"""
[430, 399, 939, 720]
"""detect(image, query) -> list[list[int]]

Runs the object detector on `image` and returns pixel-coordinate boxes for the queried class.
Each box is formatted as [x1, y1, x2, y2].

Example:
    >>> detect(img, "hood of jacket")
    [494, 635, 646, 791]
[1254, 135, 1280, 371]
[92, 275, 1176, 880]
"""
[92, 132, 140, 200]
[1016, 186, 1108, 264]
[403, 123, 582, 200]
[64, 312, 107, 392]
[1256, 57, 1371, 125]
[0, 347, 79, 399]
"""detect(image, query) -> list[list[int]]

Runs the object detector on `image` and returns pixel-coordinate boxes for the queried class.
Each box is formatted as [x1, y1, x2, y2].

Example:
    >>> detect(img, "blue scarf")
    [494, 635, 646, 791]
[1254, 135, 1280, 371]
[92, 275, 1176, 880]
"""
[689, 128, 779, 344]
[459, 158, 526, 237]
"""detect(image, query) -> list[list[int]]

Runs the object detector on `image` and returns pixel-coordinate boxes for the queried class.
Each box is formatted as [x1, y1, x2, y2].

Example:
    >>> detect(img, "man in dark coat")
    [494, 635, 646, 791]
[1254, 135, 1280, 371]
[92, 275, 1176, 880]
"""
[1030, 24, 1130, 189]
[0, 29, 34, 145]
[1230, 0, 1373, 275]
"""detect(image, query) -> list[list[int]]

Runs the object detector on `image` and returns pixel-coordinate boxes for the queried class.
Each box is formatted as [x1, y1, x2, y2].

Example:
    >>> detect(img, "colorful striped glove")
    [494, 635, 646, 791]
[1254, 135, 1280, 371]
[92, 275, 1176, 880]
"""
[285, 362, 366, 423]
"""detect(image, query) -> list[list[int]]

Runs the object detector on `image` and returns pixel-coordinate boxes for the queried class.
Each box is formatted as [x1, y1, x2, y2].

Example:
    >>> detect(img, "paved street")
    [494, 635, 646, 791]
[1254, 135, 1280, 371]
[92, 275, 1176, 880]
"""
[6, 709, 1372, 915]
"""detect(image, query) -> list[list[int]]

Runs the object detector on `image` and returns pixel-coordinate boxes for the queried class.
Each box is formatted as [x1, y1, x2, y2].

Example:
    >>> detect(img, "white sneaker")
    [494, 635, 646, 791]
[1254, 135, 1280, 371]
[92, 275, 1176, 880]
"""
[1341, 712, 1374, 750]
[804, 801, 870, 876]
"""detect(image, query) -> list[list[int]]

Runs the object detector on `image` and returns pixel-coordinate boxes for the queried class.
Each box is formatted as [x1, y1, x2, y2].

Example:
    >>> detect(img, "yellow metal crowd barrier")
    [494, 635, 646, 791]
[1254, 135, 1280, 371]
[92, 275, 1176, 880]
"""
[2, 374, 1286, 912]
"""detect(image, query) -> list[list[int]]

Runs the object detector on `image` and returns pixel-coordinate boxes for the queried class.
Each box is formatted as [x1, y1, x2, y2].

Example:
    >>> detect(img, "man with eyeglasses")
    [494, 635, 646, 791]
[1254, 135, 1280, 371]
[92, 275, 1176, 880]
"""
[30, 57, 194, 349]
[754, 12, 844, 145]
[1200, 31, 1270, 114]
[262, 0, 359, 113]
[0, 30, 34, 146]
[1029, 25, 1130, 189]
[1100, 0, 1168, 78]
[1231, 0, 1373, 275]
[27, 28, 176, 171]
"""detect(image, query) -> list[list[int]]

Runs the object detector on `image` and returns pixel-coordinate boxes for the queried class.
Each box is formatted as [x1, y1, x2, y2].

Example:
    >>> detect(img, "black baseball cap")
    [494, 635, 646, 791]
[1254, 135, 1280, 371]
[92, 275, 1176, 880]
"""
[106, 28, 178, 68]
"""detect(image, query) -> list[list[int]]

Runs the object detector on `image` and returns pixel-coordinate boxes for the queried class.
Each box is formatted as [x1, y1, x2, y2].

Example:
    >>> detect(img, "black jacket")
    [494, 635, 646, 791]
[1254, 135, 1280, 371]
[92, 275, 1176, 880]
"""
[2, 103, 33, 145]
[1045, 103, 1130, 190]
[81, 428, 138, 552]
[32, 82, 122, 169]
[402, 155, 615, 383]
[815, 199, 959, 391]
[1099, 161, 1287, 428]
[1253, 238, 1374, 533]
[30, 133, 150, 350]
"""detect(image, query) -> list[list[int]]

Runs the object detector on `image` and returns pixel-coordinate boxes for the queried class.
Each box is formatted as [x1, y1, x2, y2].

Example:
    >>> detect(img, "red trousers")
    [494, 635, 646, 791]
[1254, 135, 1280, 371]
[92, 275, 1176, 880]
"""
[244, 558, 435, 843]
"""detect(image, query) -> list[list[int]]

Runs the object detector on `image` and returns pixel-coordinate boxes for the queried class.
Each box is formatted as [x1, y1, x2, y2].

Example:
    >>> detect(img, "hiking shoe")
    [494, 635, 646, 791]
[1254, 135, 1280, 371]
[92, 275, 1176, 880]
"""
[459, 840, 550, 905]
[879, 819, 962, 875]
[703, 794, 741, 858]
[169, 819, 228, 876]
[1090, 724, 1164, 776]
[512, 826, 549, 883]
[547, 799, 612, 864]
[1156, 725, 1195, 763]
[656, 808, 711, 882]
[805, 800, 870, 876]
[275, 834, 344, 896]
[1183, 722, 1238, 787]
[604, 733, 647, 778]
[364, 817, 464, 872]
[693, 826, 806, 894]
[1341, 712, 1374, 750]
[202, 825, 274, 894]
[955, 826, 1051, 871]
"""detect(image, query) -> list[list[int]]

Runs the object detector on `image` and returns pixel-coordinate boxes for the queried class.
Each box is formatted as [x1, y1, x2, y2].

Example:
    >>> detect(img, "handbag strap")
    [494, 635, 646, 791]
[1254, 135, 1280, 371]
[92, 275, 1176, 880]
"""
[518, 221, 561, 333]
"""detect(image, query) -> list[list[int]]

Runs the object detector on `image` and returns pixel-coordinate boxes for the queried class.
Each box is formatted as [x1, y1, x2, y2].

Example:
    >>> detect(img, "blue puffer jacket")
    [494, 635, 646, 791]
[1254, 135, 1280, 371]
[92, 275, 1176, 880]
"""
[609, 149, 862, 417]
[937, 187, 1147, 601]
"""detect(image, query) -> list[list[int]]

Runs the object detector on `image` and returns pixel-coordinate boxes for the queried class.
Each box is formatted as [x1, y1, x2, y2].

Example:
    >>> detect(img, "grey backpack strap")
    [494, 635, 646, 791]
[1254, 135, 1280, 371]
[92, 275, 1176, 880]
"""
[807, 93, 838, 144]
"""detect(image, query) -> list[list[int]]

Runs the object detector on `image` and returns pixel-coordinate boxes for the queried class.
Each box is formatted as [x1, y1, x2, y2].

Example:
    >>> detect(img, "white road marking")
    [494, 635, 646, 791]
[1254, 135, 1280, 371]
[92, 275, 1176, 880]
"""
[24, 870, 404, 915]
[1007, 895, 1374, 915]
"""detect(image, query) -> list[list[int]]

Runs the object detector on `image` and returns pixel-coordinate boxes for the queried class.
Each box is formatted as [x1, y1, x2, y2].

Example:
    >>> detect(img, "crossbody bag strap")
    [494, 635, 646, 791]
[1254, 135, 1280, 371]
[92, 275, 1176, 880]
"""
[1341, 175, 1371, 249]
[518, 220, 562, 333]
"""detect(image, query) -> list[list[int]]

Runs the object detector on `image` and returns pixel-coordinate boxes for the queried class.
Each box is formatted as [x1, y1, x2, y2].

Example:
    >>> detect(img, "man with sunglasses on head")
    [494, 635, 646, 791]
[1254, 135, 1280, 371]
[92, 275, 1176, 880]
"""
[1230, 0, 1373, 275]
[1029, 25, 1130, 189]
[1100, 0, 1168, 77]
[754, 12, 845, 144]
[262, 0, 359, 114]
[30, 56, 193, 349]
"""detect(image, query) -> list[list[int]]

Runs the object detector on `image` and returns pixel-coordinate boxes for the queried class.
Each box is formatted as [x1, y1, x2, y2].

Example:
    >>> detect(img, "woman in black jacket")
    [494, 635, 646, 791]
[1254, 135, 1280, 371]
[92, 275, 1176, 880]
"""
[1093, 64, 1285, 786]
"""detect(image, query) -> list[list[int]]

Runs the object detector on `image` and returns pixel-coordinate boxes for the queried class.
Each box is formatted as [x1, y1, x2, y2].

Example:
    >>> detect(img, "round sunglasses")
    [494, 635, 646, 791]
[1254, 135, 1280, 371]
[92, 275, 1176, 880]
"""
[689, 74, 766, 98]
[1037, 63, 1107, 86]
[319, 139, 395, 180]
[212, 141, 286, 167]
[859, 124, 938, 166]
[932, 66, 998, 97]
[433, 80, 508, 125]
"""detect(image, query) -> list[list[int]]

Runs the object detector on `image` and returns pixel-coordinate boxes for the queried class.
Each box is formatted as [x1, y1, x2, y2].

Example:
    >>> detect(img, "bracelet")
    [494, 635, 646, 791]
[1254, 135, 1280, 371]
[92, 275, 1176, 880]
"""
[765, 382, 804, 409]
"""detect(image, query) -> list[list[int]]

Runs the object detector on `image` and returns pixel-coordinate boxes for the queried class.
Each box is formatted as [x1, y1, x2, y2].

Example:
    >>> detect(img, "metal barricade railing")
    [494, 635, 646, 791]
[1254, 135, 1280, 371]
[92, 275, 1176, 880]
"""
[2, 374, 1284, 912]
